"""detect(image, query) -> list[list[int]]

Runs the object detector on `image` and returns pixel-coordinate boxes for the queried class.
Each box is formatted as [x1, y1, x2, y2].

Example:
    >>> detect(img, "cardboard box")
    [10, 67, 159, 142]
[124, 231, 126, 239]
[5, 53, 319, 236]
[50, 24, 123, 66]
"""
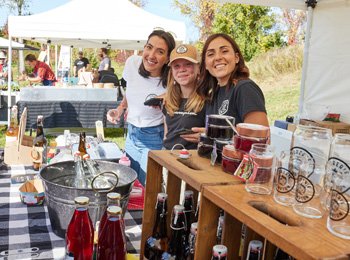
[4, 107, 35, 165]
[287, 123, 298, 132]
[299, 119, 350, 135]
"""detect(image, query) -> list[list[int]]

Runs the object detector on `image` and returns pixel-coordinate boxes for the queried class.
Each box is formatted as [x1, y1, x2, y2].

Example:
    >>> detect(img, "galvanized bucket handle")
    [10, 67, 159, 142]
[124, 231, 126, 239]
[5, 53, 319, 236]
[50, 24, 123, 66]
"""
[91, 171, 119, 193]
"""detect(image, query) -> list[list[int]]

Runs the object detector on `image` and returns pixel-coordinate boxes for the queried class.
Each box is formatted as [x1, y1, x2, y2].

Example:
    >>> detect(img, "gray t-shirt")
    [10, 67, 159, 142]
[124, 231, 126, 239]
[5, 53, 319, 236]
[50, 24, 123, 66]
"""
[99, 56, 111, 71]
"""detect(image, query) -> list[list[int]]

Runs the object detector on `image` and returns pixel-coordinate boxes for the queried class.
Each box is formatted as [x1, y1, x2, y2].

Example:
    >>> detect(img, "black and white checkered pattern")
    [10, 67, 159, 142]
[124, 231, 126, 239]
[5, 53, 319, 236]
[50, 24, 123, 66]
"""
[0, 164, 142, 259]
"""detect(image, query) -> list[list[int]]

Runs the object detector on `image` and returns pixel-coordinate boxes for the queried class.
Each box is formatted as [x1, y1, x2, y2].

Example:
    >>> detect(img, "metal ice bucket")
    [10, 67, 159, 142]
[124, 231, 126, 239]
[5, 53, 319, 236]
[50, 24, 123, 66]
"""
[40, 160, 137, 238]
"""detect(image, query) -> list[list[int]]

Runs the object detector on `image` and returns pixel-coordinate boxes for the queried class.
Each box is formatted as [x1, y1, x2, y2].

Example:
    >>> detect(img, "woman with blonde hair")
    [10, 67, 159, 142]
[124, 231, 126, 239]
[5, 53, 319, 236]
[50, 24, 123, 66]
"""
[162, 44, 206, 150]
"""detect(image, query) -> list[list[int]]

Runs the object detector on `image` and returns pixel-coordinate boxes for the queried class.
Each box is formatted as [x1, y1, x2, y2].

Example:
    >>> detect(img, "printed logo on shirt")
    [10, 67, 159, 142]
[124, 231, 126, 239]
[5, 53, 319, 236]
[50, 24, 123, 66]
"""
[174, 111, 197, 116]
[219, 100, 229, 115]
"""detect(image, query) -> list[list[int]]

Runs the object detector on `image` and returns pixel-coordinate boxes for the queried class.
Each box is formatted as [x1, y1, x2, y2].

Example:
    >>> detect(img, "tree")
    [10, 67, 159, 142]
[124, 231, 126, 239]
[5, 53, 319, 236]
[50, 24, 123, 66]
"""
[130, 0, 147, 8]
[213, 4, 285, 61]
[173, 0, 218, 41]
[0, 0, 32, 16]
[280, 9, 307, 46]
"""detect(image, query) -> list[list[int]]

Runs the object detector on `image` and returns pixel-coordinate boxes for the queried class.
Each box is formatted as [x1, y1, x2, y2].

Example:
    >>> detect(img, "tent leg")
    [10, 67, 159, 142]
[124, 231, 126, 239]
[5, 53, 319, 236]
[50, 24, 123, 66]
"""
[7, 35, 12, 126]
[297, 6, 314, 122]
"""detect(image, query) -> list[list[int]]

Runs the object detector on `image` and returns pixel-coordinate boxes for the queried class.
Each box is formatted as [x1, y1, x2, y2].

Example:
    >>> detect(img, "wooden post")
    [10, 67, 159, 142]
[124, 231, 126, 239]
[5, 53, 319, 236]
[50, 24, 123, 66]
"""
[166, 171, 182, 238]
[222, 212, 242, 260]
[140, 156, 163, 258]
[195, 195, 220, 260]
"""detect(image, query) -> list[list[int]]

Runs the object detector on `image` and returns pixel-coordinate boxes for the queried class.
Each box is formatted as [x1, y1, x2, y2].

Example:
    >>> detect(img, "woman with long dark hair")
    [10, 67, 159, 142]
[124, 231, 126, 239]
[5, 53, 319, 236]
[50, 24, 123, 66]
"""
[107, 30, 176, 186]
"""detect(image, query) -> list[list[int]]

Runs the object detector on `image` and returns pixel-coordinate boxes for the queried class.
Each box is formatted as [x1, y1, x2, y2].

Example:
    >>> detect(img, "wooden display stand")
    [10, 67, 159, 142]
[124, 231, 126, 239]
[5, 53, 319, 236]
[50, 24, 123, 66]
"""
[140, 150, 243, 258]
[200, 184, 350, 260]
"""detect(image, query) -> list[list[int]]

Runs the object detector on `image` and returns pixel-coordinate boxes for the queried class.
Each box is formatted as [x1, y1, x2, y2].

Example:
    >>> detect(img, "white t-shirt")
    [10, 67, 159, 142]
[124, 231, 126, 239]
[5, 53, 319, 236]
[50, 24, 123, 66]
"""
[123, 55, 167, 127]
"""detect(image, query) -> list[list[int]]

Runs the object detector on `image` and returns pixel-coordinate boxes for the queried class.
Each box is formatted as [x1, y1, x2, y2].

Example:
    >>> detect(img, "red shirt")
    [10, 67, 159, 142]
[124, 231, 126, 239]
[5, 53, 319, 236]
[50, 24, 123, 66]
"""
[33, 61, 56, 82]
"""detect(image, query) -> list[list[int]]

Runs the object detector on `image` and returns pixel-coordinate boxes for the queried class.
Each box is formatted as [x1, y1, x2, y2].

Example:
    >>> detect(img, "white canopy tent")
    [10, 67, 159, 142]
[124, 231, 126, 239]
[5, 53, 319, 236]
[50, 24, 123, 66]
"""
[6, 0, 186, 124]
[218, 0, 350, 123]
[0, 37, 39, 51]
[8, 0, 186, 49]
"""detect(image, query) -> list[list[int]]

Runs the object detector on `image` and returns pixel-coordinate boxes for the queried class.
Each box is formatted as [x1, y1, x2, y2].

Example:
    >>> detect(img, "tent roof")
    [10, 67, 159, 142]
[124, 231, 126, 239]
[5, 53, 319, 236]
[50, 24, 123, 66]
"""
[0, 37, 39, 51]
[217, 0, 349, 10]
[8, 0, 186, 50]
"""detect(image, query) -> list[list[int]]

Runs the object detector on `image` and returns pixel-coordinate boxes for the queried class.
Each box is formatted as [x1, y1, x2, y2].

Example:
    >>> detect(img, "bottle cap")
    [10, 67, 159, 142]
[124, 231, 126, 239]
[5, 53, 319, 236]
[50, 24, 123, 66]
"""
[47, 153, 55, 159]
[249, 240, 263, 251]
[83, 154, 90, 160]
[120, 152, 130, 162]
[184, 190, 194, 198]
[213, 245, 227, 257]
[49, 141, 57, 147]
[173, 205, 185, 213]
[179, 149, 190, 159]
[107, 192, 121, 200]
[157, 193, 168, 201]
[74, 151, 81, 156]
[107, 205, 123, 215]
[38, 115, 43, 120]
[190, 222, 198, 233]
[74, 196, 89, 205]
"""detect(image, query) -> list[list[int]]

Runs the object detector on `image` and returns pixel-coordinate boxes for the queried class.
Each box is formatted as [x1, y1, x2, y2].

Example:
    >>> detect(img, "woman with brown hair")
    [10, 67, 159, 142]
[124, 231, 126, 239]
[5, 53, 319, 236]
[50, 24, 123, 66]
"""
[183, 33, 268, 143]
[162, 44, 206, 150]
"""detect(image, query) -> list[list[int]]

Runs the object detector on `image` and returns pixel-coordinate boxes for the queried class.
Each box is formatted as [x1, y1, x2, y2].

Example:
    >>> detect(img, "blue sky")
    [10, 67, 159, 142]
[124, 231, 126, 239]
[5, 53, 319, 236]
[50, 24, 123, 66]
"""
[0, 0, 199, 43]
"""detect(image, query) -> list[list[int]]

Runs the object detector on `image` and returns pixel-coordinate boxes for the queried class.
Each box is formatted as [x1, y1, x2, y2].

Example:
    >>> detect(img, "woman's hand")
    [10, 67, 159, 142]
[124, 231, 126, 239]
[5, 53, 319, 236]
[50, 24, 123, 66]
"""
[107, 108, 124, 124]
[180, 127, 206, 143]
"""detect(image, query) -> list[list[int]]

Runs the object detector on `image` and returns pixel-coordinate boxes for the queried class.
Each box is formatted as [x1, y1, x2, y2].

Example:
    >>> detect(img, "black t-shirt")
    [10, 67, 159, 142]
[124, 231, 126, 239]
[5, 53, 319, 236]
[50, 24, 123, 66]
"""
[162, 98, 206, 150]
[74, 57, 89, 75]
[206, 78, 266, 125]
[99, 70, 120, 86]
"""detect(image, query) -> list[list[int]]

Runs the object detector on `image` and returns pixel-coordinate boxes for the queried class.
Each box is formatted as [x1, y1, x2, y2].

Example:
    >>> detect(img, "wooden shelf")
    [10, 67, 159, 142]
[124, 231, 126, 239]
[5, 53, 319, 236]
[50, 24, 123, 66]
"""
[201, 184, 350, 260]
[140, 150, 243, 258]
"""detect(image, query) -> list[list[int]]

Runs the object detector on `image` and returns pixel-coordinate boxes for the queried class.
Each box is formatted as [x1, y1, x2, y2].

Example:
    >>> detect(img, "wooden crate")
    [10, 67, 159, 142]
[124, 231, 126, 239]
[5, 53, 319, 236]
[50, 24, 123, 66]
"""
[200, 184, 350, 260]
[140, 150, 243, 258]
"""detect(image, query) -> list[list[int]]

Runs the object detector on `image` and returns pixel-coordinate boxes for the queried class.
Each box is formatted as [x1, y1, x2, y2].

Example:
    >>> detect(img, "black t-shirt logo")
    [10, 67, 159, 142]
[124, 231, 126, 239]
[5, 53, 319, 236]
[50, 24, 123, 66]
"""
[295, 175, 315, 203]
[276, 167, 296, 193]
[219, 100, 229, 115]
[329, 189, 349, 221]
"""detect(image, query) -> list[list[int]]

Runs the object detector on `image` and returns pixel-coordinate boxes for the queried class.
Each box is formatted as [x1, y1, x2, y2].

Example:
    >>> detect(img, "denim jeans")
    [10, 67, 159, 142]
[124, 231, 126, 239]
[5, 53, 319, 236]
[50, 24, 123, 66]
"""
[124, 123, 164, 186]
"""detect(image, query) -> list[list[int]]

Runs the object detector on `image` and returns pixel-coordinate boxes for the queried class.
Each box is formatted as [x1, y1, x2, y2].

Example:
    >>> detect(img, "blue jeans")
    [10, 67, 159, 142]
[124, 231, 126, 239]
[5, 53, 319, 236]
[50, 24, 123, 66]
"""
[124, 123, 164, 186]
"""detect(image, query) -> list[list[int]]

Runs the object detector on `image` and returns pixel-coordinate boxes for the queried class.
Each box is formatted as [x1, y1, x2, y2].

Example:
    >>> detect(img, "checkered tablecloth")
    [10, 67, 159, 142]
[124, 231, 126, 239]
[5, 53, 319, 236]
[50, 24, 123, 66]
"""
[0, 164, 142, 259]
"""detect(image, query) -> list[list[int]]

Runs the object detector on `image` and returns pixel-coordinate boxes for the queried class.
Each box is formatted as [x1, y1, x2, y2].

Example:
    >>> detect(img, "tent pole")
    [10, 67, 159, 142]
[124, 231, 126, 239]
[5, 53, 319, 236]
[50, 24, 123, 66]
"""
[55, 45, 58, 76]
[70, 46, 73, 77]
[7, 34, 12, 126]
[297, 6, 314, 122]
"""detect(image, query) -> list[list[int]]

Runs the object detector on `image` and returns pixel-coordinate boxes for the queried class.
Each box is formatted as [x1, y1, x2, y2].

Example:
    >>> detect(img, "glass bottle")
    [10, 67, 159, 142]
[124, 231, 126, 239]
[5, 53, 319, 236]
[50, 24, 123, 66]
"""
[183, 190, 194, 244]
[78, 131, 88, 159]
[32, 115, 47, 171]
[99, 192, 122, 236]
[274, 247, 295, 260]
[97, 206, 127, 260]
[161, 205, 186, 260]
[73, 151, 90, 188]
[211, 245, 227, 260]
[187, 222, 198, 260]
[83, 154, 111, 189]
[246, 240, 263, 260]
[144, 193, 168, 260]
[66, 196, 94, 260]
[6, 105, 19, 142]
[193, 201, 199, 223]
[216, 216, 224, 244]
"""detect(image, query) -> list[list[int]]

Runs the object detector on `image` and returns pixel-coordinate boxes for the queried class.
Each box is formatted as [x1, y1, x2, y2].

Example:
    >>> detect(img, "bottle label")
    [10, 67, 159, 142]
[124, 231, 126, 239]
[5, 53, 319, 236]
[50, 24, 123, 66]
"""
[32, 146, 44, 163]
[6, 136, 17, 142]
[65, 251, 74, 260]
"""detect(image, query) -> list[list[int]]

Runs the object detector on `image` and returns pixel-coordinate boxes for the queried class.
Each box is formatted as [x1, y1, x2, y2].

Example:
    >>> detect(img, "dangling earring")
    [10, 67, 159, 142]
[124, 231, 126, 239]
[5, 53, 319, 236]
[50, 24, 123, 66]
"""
[174, 80, 177, 86]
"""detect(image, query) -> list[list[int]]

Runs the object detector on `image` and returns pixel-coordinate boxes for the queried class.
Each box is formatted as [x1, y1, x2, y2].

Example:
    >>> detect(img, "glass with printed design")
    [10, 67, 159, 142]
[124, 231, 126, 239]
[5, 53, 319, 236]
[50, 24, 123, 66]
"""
[245, 144, 276, 195]
[291, 125, 332, 166]
[327, 173, 350, 239]
[274, 150, 309, 206]
[293, 162, 332, 218]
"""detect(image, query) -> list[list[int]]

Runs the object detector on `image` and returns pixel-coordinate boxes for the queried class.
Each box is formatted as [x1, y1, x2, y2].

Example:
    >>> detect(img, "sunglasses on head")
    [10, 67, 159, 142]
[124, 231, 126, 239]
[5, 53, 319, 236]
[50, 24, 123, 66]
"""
[153, 27, 177, 39]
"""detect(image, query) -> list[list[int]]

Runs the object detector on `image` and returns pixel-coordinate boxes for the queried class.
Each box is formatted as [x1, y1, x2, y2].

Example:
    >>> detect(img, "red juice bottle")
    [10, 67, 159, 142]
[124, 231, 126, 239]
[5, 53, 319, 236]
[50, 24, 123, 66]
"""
[97, 206, 127, 260]
[99, 192, 123, 236]
[65, 196, 94, 260]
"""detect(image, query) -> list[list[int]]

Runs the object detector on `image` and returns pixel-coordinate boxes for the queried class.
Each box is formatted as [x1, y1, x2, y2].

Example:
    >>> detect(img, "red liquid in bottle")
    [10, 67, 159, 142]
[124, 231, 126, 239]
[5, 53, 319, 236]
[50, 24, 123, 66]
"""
[97, 206, 127, 260]
[99, 193, 124, 237]
[66, 206, 94, 259]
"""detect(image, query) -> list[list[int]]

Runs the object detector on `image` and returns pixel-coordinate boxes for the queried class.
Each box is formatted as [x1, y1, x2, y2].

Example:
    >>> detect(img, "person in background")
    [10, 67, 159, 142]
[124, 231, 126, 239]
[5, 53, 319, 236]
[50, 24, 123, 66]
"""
[99, 48, 111, 71]
[107, 30, 175, 186]
[21, 54, 57, 86]
[163, 44, 206, 150]
[93, 67, 119, 86]
[0, 51, 9, 86]
[182, 33, 268, 143]
[74, 51, 91, 77]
